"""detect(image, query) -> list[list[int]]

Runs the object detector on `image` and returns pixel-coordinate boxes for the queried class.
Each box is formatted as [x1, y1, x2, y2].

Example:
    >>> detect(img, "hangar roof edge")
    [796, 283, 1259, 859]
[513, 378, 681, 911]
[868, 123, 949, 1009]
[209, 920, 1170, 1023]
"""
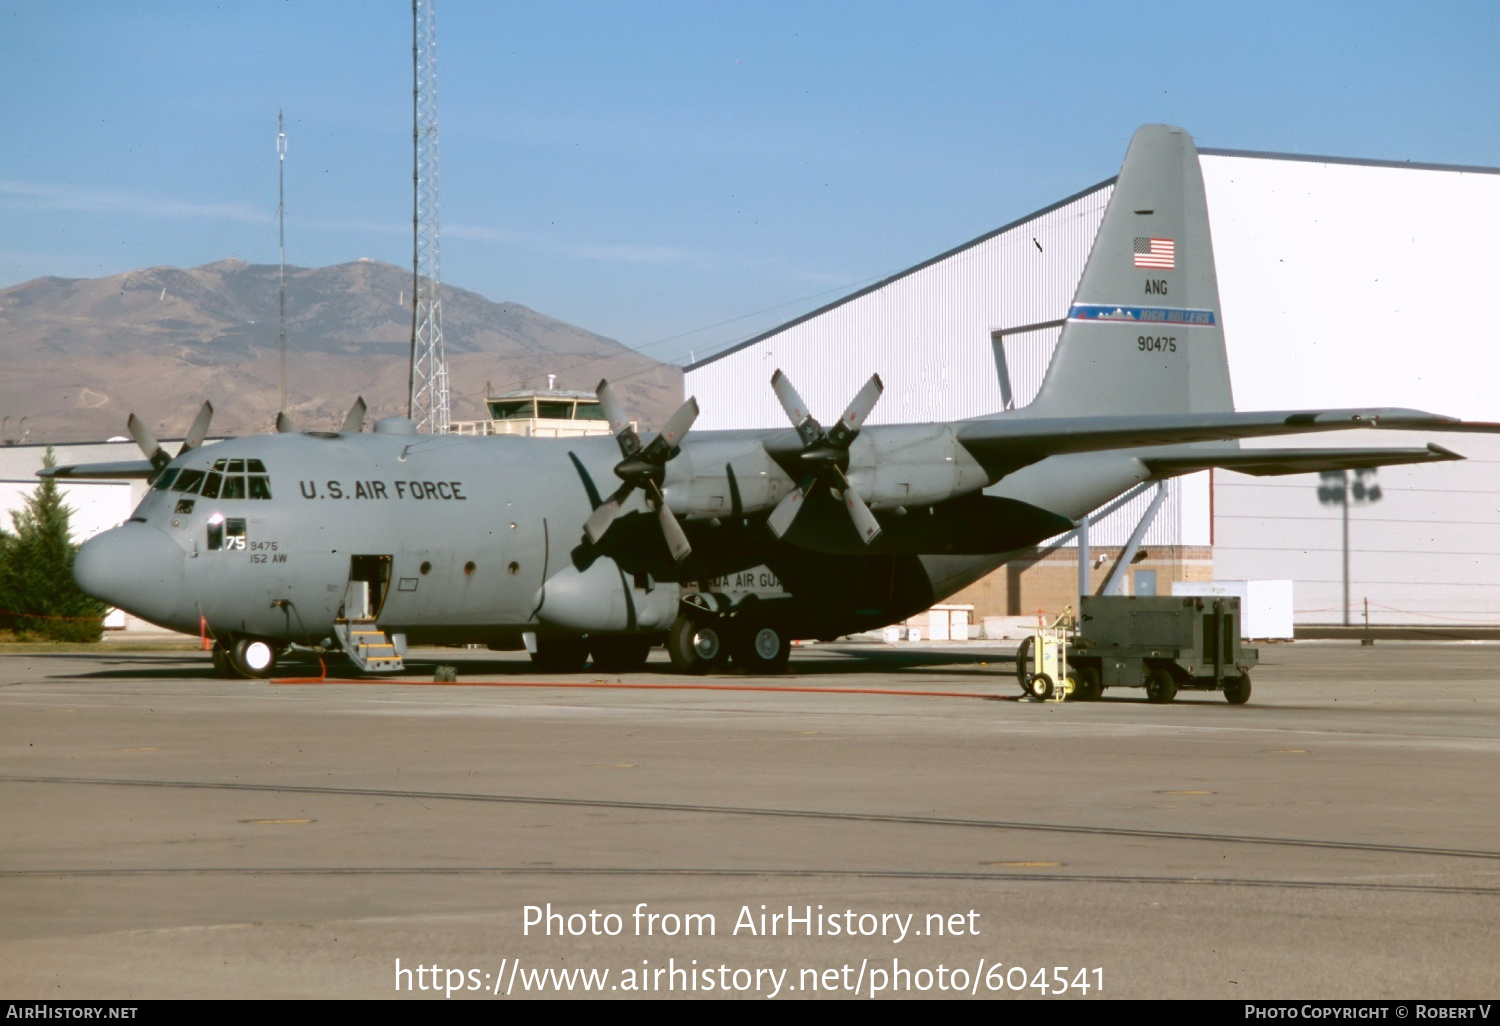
[684, 175, 1116, 371]
[685, 148, 1500, 373]
[1199, 147, 1500, 177]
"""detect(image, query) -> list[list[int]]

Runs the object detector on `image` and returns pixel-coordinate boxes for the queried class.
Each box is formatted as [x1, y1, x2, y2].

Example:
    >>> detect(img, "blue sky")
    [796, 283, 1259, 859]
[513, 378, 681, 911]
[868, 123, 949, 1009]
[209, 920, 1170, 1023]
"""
[2, 1, 1496, 366]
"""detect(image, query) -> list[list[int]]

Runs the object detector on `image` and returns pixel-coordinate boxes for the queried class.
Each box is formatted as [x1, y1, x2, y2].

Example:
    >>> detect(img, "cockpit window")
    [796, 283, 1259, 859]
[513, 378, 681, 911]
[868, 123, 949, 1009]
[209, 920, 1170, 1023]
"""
[168, 459, 272, 500]
[174, 469, 206, 494]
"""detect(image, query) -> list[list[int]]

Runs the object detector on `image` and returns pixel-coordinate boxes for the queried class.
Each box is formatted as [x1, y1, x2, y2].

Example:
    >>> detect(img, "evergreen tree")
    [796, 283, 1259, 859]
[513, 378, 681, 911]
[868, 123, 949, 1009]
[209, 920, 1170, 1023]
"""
[0, 448, 105, 642]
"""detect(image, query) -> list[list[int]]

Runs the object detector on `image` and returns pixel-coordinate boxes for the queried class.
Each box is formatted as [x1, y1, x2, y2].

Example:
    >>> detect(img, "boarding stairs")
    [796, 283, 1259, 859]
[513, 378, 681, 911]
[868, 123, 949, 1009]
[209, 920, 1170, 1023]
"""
[334, 620, 405, 674]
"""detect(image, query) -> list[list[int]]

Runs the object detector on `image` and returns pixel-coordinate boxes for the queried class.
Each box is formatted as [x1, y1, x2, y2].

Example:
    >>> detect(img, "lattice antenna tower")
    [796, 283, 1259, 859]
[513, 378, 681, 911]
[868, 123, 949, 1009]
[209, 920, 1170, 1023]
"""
[407, 0, 450, 433]
[277, 110, 288, 418]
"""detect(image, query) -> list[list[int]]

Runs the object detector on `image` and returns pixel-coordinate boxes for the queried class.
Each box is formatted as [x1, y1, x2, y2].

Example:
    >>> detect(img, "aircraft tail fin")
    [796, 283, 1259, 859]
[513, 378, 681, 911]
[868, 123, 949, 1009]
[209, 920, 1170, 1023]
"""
[1026, 125, 1235, 418]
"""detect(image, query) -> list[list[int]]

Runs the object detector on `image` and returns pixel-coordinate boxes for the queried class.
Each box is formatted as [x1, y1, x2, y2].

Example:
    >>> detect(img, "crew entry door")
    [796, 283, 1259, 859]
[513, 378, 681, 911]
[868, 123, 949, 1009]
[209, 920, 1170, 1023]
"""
[342, 555, 392, 622]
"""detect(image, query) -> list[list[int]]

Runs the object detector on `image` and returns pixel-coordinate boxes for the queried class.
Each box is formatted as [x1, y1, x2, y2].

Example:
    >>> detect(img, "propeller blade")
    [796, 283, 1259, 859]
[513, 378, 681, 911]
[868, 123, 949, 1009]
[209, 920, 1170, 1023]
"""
[656, 501, 693, 563]
[766, 480, 811, 539]
[842, 482, 883, 544]
[595, 380, 642, 457]
[126, 413, 171, 473]
[341, 396, 367, 433]
[583, 490, 628, 546]
[178, 401, 214, 455]
[658, 397, 700, 449]
[771, 370, 823, 447]
[639, 397, 700, 464]
[828, 373, 884, 448]
[275, 411, 297, 434]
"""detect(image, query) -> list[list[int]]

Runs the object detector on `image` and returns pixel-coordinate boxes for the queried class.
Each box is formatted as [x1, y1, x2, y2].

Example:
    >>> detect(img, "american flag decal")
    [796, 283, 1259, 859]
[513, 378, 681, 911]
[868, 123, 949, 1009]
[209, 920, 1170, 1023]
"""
[1133, 237, 1175, 269]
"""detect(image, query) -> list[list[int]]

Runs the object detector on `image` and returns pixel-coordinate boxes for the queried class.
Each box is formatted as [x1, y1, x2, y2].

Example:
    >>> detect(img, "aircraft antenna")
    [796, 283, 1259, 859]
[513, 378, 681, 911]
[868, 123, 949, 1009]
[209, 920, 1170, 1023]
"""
[407, 0, 450, 433]
[277, 110, 288, 419]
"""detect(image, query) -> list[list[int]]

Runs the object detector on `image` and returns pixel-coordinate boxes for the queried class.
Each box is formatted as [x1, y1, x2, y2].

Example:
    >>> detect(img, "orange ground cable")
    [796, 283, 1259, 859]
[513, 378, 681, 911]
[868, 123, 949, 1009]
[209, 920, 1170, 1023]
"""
[270, 675, 1008, 701]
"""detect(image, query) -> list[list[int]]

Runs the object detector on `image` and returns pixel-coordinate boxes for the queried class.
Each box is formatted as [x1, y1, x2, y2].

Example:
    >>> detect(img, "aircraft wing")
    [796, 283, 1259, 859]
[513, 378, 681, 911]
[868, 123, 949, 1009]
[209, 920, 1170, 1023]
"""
[37, 460, 157, 480]
[1140, 443, 1462, 478]
[951, 407, 1500, 478]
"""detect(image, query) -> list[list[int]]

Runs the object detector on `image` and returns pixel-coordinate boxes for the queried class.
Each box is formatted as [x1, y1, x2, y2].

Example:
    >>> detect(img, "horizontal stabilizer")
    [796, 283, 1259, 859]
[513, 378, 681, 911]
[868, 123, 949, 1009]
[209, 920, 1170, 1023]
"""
[38, 460, 157, 480]
[1144, 444, 1463, 478]
[953, 407, 1499, 478]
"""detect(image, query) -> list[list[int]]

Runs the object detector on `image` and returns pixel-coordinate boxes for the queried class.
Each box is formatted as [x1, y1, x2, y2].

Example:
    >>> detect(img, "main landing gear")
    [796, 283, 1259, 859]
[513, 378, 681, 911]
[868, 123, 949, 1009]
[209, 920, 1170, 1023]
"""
[665, 613, 791, 675]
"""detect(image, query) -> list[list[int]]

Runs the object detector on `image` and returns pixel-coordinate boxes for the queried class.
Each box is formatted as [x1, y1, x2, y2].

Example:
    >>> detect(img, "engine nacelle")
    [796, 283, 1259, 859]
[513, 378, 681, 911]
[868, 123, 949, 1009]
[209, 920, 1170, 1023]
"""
[534, 557, 679, 633]
[845, 425, 989, 510]
[662, 439, 797, 518]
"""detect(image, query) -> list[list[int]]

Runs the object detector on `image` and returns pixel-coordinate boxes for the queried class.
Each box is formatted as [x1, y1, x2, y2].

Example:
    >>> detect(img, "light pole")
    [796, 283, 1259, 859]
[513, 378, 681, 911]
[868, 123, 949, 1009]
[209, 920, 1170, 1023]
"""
[1317, 468, 1382, 626]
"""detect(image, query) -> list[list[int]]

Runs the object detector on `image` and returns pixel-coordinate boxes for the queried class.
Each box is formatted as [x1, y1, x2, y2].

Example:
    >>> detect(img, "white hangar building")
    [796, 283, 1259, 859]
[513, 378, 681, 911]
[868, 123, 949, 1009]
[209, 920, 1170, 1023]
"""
[684, 146, 1500, 627]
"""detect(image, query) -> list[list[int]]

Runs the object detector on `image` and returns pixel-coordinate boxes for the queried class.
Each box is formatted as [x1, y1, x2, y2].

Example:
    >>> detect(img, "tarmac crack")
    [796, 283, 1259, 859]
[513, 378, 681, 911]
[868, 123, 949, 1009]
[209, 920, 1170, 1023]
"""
[0, 865, 1494, 895]
[3, 772, 1498, 862]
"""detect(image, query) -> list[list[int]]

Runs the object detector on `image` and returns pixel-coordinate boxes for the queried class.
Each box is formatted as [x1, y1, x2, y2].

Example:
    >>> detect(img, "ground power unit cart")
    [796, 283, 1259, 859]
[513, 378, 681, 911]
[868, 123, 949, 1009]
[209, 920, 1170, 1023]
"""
[1016, 595, 1257, 704]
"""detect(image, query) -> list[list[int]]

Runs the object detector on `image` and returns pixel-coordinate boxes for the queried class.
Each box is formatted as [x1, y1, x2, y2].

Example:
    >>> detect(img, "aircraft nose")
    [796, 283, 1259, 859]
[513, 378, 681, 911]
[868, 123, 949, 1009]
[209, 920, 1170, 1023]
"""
[73, 522, 187, 626]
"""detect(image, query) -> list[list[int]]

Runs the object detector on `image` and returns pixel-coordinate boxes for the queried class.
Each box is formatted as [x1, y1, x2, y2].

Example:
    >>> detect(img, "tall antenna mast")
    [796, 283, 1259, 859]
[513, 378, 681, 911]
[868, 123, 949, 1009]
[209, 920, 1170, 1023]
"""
[277, 110, 288, 417]
[407, 0, 449, 433]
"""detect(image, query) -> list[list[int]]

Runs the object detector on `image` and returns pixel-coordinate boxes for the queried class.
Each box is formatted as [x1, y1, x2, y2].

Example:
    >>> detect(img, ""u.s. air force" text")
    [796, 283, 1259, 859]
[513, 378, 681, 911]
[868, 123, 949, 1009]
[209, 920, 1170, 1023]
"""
[299, 480, 468, 501]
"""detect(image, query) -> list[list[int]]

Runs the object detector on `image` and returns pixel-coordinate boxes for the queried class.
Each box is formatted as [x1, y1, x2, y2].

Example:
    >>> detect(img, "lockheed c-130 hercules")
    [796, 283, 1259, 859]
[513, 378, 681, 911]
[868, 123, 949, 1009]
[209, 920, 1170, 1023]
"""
[48, 125, 1498, 687]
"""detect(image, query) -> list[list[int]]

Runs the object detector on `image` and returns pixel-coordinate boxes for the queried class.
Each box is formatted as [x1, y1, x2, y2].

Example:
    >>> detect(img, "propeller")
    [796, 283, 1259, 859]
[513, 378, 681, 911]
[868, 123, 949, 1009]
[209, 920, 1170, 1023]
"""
[582, 380, 700, 562]
[341, 396, 367, 433]
[275, 411, 297, 433]
[127, 401, 214, 476]
[765, 369, 884, 544]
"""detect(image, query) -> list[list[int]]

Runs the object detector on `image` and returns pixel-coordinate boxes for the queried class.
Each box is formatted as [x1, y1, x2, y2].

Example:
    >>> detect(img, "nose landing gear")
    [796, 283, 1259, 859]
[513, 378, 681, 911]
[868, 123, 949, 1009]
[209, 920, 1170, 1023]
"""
[211, 637, 281, 679]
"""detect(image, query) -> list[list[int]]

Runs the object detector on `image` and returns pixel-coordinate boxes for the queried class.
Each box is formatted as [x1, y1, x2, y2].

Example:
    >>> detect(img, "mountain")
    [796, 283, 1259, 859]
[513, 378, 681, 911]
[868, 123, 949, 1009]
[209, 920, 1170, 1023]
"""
[0, 258, 682, 442]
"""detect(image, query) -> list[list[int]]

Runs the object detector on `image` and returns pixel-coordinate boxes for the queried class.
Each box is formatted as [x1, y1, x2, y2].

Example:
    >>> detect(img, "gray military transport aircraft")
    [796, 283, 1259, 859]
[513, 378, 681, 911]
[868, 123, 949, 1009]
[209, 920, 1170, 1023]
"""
[47, 126, 1497, 684]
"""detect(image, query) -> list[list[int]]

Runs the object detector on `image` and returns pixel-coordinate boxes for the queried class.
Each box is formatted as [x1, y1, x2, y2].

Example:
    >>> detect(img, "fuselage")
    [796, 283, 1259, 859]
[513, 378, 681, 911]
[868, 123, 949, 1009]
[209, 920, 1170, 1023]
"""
[73, 425, 1145, 646]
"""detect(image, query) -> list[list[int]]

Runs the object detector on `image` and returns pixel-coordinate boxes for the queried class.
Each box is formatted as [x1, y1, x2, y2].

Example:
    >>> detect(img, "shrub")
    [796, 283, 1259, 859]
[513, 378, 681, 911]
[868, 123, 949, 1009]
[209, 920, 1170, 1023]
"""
[0, 448, 106, 642]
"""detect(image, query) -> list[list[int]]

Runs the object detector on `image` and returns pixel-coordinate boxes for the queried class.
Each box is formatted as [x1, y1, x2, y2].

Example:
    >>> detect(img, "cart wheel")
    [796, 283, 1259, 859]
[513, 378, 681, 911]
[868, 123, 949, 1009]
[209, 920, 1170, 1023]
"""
[1014, 636, 1034, 695]
[1224, 672, 1252, 705]
[1145, 666, 1178, 704]
[1026, 672, 1054, 701]
[1073, 666, 1102, 701]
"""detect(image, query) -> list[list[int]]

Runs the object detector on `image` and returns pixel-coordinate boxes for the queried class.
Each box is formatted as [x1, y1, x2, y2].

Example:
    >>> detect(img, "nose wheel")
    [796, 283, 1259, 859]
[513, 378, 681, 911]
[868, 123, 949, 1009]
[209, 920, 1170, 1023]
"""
[210, 640, 232, 678]
[212, 638, 281, 679]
